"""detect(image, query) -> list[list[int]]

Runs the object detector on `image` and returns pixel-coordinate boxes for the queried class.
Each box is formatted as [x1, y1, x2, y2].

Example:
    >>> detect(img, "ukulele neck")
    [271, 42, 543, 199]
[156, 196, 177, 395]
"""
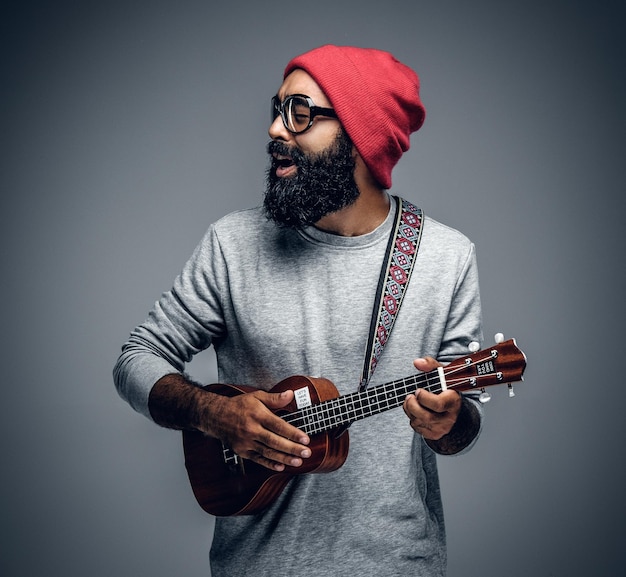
[284, 372, 441, 436]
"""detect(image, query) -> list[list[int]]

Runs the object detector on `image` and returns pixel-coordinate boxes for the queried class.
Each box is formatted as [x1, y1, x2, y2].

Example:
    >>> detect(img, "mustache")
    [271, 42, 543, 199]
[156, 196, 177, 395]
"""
[266, 141, 307, 166]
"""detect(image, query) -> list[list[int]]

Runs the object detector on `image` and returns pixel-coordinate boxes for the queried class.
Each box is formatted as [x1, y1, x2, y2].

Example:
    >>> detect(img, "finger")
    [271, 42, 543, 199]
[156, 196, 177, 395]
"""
[250, 440, 311, 471]
[256, 424, 312, 460]
[415, 389, 461, 413]
[254, 390, 310, 445]
[412, 356, 441, 372]
[243, 450, 291, 472]
[257, 389, 295, 410]
[229, 420, 312, 471]
[246, 452, 294, 472]
[403, 395, 436, 436]
[403, 393, 427, 421]
[403, 393, 458, 440]
[261, 409, 310, 446]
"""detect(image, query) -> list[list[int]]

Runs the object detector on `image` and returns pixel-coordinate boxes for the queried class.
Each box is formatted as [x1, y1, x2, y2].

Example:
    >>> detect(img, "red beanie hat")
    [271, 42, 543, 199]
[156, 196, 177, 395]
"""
[284, 45, 426, 189]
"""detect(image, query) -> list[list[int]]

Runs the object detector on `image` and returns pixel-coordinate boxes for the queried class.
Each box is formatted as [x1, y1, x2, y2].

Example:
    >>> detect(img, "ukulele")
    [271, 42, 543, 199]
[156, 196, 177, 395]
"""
[182, 336, 527, 516]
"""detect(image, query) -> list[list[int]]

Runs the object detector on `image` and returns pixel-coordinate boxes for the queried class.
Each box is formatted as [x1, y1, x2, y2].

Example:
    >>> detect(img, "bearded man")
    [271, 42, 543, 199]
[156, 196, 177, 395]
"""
[114, 45, 484, 577]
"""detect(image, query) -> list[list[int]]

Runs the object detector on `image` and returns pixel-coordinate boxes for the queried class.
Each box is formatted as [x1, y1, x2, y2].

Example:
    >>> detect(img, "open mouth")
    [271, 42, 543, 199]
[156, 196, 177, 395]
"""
[272, 154, 297, 177]
[273, 154, 294, 167]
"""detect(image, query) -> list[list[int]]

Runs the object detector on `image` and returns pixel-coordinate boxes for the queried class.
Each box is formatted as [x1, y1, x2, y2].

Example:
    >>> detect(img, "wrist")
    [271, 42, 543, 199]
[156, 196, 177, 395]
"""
[148, 373, 209, 431]
[425, 396, 481, 455]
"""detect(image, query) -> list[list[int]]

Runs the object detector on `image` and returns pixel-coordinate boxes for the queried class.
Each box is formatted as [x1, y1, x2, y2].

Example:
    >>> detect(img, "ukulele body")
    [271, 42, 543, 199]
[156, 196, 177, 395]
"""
[182, 375, 349, 516]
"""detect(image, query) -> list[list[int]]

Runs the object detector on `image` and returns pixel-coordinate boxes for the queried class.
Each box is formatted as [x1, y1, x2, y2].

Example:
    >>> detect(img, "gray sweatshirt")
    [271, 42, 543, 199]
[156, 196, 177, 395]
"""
[114, 196, 483, 576]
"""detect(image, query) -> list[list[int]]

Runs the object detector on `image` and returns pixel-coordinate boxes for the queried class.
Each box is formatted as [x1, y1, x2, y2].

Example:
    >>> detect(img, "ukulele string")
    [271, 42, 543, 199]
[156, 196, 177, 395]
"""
[281, 354, 496, 432]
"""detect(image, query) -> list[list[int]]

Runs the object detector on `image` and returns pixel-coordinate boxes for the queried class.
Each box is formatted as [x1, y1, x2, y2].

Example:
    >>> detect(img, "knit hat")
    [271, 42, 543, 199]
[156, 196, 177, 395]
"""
[284, 45, 426, 189]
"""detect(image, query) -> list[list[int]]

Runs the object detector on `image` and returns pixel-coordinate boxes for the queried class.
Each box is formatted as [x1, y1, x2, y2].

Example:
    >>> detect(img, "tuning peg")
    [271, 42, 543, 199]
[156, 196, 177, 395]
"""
[508, 383, 515, 398]
[494, 332, 504, 344]
[479, 388, 492, 403]
[468, 341, 480, 353]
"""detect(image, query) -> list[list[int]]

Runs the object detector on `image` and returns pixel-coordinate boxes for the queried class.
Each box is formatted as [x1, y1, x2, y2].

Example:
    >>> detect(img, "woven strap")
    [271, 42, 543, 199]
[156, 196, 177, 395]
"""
[359, 196, 423, 391]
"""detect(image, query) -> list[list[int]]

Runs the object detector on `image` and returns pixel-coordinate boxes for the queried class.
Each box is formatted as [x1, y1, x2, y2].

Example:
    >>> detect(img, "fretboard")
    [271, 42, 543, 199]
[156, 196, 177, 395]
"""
[283, 371, 444, 436]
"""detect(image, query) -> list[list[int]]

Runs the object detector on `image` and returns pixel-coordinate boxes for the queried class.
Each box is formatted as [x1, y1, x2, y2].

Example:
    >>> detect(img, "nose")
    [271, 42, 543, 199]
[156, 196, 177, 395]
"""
[268, 113, 292, 142]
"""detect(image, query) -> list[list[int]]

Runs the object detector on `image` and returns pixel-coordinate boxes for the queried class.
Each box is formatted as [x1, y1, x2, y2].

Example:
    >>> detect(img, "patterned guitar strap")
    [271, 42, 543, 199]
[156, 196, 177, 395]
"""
[359, 196, 424, 392]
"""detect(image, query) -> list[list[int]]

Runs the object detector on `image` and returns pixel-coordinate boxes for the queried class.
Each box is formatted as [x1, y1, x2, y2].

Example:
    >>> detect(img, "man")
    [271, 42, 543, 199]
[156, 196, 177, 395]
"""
[114, 45, 483, 576]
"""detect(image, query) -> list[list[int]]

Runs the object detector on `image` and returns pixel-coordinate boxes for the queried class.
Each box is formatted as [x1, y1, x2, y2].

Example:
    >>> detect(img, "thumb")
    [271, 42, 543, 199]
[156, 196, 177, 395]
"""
[413, 356, 442, 372]
[255, 388, 294, 409]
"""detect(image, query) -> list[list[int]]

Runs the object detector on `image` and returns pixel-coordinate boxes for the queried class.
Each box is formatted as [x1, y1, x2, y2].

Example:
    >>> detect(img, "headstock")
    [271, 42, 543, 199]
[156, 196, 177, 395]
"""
[443, 334, 527, 399]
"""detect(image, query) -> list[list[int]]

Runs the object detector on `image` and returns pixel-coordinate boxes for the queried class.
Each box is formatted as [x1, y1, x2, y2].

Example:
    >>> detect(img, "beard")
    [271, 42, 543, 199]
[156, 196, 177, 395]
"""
[263, 129, 360, 229]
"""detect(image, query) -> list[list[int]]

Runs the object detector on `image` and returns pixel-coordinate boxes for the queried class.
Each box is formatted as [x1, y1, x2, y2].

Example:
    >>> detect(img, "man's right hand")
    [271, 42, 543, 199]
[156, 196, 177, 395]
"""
[148, 374, 311, 472]
[201, 388, 311, 471]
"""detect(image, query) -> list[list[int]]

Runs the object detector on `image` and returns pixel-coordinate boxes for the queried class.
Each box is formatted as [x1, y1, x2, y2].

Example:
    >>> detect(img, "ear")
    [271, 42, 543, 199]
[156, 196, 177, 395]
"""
[353, 150, 384, 192]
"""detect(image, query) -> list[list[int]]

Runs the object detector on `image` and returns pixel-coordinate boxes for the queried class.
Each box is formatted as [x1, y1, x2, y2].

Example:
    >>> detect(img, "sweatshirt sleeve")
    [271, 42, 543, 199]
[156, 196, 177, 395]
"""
[113, 224, 227, 420]
[436, 241, 485, 455]
[437, 242, 483, 364]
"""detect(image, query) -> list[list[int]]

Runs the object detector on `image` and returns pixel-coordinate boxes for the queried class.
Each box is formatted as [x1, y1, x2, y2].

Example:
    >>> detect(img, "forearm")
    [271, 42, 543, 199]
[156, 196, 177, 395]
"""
[425, 396, 482, 455]
[148, 373, 217, 433]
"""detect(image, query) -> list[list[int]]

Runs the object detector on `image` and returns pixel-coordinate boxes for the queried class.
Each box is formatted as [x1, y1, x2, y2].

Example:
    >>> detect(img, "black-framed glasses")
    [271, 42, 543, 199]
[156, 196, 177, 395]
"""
[271, 94, 338, 134]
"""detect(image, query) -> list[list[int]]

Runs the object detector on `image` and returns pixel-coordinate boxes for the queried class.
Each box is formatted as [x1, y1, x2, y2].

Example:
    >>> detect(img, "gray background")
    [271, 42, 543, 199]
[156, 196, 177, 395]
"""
[2, 0, 624, 576]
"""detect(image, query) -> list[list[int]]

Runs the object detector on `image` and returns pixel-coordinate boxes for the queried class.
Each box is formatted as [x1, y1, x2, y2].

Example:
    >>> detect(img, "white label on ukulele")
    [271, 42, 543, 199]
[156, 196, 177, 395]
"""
[294, 386, 312, 409]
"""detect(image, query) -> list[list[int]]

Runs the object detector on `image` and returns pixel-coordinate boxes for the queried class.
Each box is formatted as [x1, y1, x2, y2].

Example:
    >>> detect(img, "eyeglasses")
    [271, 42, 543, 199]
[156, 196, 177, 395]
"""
[271, 94, 338, 134]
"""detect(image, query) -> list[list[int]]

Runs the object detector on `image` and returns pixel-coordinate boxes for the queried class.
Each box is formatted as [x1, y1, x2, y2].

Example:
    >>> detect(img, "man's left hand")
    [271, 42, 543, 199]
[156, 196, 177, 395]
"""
[402, 356, 462, 440]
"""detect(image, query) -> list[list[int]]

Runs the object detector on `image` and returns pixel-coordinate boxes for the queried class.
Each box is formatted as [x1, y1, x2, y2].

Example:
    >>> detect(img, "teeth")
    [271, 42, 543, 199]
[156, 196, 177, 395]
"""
[275, 156, 294, 167]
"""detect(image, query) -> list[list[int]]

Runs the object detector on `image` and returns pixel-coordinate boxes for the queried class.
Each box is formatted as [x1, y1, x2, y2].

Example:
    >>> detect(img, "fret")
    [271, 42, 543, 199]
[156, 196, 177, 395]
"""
[421, 370, 441, 394]
[351, 391, 365, 418]
[308, 403, 326, 435]
[327, 398, 342, 428]
[364, 387, 379, 416]
[298, 405, 315, 433]
[343, 392, 360, 423]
